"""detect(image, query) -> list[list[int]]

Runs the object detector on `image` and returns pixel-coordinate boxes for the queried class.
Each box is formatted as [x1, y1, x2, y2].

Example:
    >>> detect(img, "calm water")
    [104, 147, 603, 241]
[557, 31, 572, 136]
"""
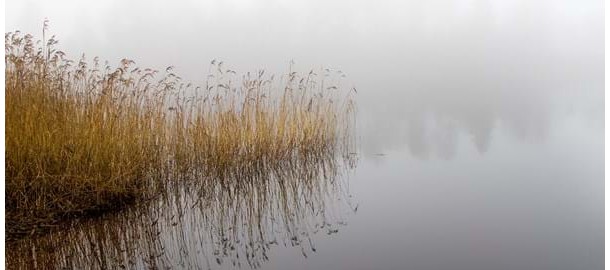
[6, 0, 604, 269]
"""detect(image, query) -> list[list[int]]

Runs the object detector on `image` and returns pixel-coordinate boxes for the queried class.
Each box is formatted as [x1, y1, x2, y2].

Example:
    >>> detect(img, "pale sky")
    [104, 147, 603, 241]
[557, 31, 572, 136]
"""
[5, 0, 604, 157]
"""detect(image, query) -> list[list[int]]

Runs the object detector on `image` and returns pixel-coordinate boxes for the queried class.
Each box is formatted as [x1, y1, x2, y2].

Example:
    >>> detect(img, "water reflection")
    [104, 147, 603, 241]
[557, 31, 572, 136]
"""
[7, 151, 357, 269]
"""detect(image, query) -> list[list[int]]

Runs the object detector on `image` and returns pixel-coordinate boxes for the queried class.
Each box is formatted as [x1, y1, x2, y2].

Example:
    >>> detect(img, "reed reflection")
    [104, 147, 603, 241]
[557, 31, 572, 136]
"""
[7, 150, 357, 269]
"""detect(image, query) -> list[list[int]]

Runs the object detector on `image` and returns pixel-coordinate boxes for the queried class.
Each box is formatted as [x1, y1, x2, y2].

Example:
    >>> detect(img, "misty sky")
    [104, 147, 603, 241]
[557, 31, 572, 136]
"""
[5, 0, 604, 157]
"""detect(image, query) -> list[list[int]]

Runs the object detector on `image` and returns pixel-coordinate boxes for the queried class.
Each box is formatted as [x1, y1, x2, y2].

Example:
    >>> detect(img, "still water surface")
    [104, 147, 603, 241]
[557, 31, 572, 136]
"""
[6, 0, 603, 269]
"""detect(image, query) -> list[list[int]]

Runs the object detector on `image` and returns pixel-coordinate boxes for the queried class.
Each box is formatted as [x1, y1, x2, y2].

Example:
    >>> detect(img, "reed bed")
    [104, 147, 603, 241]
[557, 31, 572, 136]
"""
[5, 30, 356, 239]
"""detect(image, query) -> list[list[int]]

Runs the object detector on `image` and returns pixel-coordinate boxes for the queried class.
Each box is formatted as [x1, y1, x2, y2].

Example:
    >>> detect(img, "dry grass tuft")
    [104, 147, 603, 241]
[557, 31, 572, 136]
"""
[5, 29, 355, 239]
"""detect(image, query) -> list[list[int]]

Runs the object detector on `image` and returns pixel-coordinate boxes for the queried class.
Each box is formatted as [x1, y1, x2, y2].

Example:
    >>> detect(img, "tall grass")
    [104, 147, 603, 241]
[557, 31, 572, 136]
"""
[5, 30, 355, 239]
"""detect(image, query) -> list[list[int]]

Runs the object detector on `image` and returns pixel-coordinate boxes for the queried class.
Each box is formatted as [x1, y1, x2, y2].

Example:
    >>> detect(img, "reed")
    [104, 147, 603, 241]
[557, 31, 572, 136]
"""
[5, 29, 355, 239]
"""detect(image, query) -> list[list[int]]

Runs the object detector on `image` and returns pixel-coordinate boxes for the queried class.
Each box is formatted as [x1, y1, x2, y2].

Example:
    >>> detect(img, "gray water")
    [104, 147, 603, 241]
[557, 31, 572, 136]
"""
[6, 0, 604, 269]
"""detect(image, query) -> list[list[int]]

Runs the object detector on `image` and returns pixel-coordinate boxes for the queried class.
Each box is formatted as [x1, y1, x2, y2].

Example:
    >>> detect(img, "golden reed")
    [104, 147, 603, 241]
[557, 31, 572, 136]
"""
[5, 28, 355, 240]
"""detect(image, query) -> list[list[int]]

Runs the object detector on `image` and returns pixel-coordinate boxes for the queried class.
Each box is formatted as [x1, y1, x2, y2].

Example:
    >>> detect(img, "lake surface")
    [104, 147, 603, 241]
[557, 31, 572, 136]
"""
[6, 0, 604, 269]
